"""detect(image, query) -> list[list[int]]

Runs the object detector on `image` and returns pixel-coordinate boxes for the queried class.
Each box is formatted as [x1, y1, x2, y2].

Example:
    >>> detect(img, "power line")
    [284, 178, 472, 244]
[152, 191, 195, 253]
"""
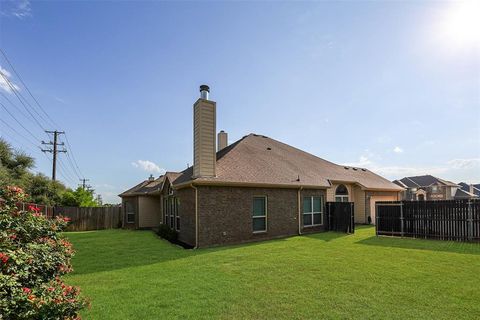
[0, 117, 39, 148]
[0, 48, 60, 129]
[65, 151, 82, 179]
[0, 101, 40, 142]
[0, 70, 48, 133]
[64, 133, 84, 178]
[0, 130, 37, 155]
[57, 158, 77, 185]
[41, 152, 73, 185]
[0, 91, 40, 129]
[0, 50, 87, 186]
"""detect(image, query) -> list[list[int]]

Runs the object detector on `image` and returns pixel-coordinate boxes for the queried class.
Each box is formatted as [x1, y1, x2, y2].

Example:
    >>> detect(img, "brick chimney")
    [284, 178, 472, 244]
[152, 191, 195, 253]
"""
[193, 85, 216, 178]
[217, 130, 228, 151]
[470, 184, 475, 195]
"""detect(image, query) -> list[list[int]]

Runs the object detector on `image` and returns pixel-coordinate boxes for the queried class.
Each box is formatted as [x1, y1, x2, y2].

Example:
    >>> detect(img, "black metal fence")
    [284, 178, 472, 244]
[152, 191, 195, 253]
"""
[326, 202, 355, 234]
[376, 200, 480, 242]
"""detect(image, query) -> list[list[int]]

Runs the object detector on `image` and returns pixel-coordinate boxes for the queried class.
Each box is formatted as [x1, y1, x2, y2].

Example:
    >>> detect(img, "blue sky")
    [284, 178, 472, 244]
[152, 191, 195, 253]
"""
[0, 0, 479, 203]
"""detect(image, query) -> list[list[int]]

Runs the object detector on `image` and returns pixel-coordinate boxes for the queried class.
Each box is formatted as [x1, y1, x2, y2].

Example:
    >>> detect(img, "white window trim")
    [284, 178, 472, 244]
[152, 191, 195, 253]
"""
[303, 196, 324, 227]
[335, 195, 349, 202]
[252, 196, 267, 233]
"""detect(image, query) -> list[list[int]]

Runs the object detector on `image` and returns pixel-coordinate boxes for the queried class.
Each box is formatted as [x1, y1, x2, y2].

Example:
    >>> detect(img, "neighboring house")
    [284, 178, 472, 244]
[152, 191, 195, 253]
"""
[393, 175, 478, 201]
[458, 182, 480, 198]
[120, 85, 403, 248]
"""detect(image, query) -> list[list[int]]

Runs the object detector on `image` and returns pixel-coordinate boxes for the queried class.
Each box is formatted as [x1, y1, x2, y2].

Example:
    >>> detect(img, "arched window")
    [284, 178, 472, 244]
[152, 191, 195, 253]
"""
[335, 184, 349, 202]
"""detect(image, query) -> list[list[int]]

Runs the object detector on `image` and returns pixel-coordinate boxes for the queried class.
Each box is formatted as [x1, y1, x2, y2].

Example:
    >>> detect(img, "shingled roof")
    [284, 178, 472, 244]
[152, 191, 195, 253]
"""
[174, 133, 403, 191]
[119, 175, 165, 197]
[394, 175, 458, 188]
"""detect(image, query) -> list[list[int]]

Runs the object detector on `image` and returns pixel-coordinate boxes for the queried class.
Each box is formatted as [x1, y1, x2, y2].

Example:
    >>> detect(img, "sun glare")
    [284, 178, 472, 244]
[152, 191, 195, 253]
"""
[441, 1, 480, 47]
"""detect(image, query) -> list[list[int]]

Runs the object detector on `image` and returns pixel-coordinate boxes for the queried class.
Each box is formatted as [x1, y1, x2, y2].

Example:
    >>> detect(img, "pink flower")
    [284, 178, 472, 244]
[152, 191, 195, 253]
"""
[22, 287, 31, 294]
[63, 217, 71, 222]
[0, 253, 9, 264]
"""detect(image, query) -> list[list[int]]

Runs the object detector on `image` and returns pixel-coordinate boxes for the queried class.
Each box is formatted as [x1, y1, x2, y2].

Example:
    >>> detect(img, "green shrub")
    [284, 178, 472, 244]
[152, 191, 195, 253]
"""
[157, 224, 178, 242]
[0, 186, 88, 319]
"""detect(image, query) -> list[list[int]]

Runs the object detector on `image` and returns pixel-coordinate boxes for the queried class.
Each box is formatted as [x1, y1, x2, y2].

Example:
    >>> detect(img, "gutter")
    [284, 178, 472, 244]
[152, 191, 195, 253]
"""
[190, 183, 199, 249]
[298, 186, 303, 235]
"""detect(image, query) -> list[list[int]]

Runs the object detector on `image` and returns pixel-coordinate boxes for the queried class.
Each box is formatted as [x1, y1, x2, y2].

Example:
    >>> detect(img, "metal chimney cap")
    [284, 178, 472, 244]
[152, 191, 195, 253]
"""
[199, 85, 210, 92]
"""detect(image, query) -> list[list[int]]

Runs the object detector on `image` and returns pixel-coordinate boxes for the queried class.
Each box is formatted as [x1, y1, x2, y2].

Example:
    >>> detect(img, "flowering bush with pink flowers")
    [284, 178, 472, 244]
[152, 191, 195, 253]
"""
[0, 186, 88, 319]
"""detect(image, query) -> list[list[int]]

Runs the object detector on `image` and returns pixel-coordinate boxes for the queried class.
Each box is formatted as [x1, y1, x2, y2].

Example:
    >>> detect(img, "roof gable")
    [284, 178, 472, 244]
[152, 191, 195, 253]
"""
[399, 175, 458, 188]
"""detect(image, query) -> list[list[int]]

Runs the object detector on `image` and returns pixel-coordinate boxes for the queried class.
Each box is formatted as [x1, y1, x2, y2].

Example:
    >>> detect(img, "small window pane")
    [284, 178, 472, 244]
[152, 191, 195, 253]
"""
[253, 198, 266, 216]
[313, 213, 321, 225]
[303, 213, 312, 226]
[253, 217, 266, 231]
[303, 197, 312, 213]
[313, 197, 321, 212]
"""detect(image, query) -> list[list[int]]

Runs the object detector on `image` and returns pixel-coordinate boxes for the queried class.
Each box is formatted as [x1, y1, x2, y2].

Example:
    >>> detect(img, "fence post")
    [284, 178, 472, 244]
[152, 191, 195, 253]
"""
[327, 202, 331, 231]
[351, 202, 355, 234]
[400, 202, 404, 238]
[468, 200, 473, 242]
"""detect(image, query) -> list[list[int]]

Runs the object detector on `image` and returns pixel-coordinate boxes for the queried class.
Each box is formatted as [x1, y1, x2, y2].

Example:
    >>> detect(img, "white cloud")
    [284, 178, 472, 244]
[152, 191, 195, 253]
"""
[393, 146, 403, 154]
[447, 158, 480, 170]
[131, 160, 165, 174]
[0, 0, 32, 19]
[344, 152, 480, 182]
[0, 66, 20, 93]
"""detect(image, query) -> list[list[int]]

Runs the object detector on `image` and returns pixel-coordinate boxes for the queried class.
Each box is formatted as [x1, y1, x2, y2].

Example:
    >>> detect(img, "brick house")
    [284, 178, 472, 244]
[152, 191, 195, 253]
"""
[120, 85, 403, 248]
[392, 175, 478, 201]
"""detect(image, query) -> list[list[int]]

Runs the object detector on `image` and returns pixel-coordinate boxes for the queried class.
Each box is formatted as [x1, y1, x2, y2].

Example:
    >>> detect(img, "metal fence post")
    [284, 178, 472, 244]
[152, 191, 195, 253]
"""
[400, 202, 404, 238]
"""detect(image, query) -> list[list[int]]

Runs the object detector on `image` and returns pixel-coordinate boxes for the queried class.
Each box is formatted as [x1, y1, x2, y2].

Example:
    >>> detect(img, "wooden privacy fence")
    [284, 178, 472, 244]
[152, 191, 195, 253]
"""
[54, 206, 122, 231]
[376, 200, 480, 242]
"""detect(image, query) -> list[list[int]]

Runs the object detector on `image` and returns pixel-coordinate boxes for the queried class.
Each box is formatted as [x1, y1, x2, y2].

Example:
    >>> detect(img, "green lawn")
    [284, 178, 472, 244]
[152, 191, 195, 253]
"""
[65, 226, 480, 319]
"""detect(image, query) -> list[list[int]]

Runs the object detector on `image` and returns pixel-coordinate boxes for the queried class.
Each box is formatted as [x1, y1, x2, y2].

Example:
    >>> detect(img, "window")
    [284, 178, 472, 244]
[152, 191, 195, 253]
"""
[303, 196, 323, 227]
[163, 198, 168, 224]
[175, 198, 180, 231]
[335, 184, 349, 202]
[252, 196, 267, 232]
[431, 185, 438, 192]
[125, 201, 135, 224]
[169, 198, 174, 229]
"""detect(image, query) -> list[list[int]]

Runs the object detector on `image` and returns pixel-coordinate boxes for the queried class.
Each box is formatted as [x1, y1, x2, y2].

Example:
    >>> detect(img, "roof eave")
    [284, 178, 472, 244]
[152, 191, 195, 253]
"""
[173, 179, 330, 190]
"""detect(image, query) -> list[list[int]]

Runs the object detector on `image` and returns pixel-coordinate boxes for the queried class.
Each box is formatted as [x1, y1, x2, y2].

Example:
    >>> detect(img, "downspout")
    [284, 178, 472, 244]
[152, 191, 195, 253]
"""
[190, 184, 199, 249]
[298, 186, 303, 235]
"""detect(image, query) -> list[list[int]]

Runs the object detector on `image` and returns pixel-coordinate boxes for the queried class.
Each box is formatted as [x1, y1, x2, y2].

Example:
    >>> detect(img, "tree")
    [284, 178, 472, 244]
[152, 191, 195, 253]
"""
[60, 187, 99, 207]
[0, 139, 100, 207]
[0, 185, 88, 318]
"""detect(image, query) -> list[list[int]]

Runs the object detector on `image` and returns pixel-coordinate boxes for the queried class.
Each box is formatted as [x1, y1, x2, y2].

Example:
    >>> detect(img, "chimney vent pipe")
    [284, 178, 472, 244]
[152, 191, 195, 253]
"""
[200, 85, 210, 100]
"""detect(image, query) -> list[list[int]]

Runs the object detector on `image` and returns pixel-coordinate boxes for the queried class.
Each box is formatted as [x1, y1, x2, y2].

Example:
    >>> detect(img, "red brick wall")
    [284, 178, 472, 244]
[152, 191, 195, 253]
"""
[191, 186, 326, 248]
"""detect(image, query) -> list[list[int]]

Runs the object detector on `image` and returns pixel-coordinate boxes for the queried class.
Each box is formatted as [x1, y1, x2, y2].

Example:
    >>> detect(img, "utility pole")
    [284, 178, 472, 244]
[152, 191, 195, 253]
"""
[41, 130, 66, 181]
[79, 178, 90, 190]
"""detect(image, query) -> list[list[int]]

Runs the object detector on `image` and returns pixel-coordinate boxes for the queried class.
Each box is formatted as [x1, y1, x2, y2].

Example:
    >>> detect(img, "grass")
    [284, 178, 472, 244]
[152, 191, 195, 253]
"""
[65, 226, 480, 319]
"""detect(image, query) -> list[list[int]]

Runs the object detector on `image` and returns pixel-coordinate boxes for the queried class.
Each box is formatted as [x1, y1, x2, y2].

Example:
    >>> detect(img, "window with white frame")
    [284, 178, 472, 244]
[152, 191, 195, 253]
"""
[252, 196, 267, 232]
[125, 201, 135, 224]
[335, 184, 349, 202]
[303, 196, 323, 227]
